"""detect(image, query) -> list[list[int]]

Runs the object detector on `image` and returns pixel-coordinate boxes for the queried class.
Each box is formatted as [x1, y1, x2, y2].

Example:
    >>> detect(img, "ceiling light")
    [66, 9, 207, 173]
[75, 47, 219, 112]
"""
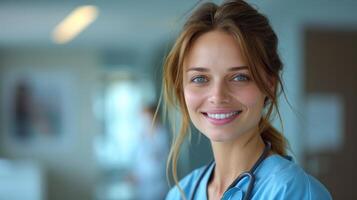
[52, 5, 98, 44]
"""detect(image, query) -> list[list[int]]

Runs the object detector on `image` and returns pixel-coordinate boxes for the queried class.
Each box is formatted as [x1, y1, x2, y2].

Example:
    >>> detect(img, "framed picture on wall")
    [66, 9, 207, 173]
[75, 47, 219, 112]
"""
[1, 69, 76, 151]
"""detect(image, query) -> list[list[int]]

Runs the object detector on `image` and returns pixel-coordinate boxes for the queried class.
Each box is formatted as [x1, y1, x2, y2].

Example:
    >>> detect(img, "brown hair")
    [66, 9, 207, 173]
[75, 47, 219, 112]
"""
[162, 0, 288, 197]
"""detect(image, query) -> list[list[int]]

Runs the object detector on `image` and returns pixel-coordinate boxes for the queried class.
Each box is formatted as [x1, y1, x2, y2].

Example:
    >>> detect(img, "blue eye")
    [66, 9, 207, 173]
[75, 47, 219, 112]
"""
[191, 76, 208, 83]
[232, 74, 250, 82]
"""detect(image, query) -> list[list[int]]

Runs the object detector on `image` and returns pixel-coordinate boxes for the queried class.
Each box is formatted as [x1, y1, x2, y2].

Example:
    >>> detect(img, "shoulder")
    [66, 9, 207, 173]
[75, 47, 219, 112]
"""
[165, 164, 208, 200]
[254, 155, 332, 200]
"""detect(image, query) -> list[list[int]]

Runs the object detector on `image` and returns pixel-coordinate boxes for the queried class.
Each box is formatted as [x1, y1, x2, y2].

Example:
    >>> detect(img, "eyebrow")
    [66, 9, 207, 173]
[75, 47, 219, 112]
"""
[186, 66, 249, 72]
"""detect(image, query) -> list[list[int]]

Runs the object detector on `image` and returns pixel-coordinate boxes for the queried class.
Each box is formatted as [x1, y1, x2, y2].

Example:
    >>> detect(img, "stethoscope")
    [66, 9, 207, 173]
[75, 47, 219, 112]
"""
[190, 141, 271, 200]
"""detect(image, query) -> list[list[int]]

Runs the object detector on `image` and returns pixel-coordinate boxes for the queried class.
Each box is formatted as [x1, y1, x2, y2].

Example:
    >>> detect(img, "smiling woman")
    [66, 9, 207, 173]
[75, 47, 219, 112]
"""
[161, 0, 332, 200]
[183, 30, 266, 143]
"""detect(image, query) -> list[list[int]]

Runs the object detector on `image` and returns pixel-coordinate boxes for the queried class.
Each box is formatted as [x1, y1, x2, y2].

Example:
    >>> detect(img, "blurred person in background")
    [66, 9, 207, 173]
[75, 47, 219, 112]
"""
[162, 0, 332, 199]
[13, 81, 33, 139]
[129, 104, 169, 200]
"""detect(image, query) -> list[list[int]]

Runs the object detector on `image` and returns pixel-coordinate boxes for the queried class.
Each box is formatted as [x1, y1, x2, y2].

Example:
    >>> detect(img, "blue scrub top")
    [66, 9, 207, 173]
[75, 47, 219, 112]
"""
[165, 155, 332, 200]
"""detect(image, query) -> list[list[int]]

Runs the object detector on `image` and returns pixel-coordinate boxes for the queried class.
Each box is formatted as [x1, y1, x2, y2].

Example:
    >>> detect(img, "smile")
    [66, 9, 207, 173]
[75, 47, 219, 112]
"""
[202, 111, 242, 125]
[207, 111, 240, 119]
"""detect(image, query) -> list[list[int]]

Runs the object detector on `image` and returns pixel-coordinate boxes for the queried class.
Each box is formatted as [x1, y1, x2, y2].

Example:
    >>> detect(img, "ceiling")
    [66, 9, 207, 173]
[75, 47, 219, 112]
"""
[0, 0, 203, 49]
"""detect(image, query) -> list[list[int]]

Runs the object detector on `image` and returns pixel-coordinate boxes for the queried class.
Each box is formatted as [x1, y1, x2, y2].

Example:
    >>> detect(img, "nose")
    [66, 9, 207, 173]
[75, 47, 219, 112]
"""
[208, 80, 231, 105]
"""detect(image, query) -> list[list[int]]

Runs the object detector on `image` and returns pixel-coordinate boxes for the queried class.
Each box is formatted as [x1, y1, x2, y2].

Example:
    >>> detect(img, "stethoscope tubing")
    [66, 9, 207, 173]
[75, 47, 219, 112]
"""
[189, 142, 271, 200]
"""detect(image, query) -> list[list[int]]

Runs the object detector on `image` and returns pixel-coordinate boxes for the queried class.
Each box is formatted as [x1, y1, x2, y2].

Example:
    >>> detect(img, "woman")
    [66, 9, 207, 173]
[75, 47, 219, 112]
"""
[162, 0, 332, 199]
[131, 105, 169, 200]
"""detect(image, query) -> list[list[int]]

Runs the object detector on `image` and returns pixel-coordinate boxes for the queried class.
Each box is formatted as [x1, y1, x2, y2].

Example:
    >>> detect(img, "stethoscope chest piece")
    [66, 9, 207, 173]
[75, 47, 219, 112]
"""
[221, 186, 244, 200]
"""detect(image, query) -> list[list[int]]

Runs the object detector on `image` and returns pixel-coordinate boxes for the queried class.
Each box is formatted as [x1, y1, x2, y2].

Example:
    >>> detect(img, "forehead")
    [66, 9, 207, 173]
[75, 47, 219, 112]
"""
[184, 30, 247, 70]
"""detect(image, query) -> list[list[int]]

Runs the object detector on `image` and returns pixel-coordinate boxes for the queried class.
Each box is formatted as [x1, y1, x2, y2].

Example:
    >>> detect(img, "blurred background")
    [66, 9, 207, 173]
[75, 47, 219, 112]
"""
[0, 0, 356, 199]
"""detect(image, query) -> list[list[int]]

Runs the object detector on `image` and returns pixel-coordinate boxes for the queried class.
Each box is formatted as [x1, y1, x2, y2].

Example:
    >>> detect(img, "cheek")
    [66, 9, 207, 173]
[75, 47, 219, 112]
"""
[235, 86, 265, 109]
[183, 87, 201, 111]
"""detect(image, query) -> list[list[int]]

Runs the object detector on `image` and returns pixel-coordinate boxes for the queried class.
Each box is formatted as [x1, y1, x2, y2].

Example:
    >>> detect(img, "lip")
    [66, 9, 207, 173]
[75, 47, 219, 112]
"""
[201, 110, 242, 126]
[204, 109, 239, 114]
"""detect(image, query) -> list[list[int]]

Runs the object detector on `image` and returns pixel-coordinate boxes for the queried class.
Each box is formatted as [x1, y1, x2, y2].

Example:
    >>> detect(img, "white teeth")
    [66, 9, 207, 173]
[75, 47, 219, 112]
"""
[207, 111, 240, 119]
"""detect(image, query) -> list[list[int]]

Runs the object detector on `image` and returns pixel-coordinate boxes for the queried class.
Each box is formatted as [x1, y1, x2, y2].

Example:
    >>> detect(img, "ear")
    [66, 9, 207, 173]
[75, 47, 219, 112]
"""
[264, 96, 269, 107]
[268, 76, 277, 94]
[264, 76, 277, 107]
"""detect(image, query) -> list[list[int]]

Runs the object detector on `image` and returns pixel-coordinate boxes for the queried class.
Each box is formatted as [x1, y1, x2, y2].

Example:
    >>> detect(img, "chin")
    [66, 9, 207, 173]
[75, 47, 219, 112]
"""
[202, 130, 239, 142]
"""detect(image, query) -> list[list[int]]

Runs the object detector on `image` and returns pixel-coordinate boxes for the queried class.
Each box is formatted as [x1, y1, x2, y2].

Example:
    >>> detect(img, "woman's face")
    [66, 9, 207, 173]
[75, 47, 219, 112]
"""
[183, 30, 266, 142]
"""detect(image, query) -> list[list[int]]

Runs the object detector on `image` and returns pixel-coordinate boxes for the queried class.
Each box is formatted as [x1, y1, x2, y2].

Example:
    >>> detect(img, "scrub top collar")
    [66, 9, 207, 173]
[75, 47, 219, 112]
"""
[200, 154, 293, 200]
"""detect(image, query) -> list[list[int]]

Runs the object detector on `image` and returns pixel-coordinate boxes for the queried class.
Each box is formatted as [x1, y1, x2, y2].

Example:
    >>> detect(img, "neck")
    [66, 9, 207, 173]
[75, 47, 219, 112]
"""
[209, 131, 266, 195]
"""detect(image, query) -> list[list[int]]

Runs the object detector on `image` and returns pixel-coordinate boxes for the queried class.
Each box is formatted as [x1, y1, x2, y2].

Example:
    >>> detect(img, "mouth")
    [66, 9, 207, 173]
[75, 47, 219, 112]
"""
[201, 110, 242, 125]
